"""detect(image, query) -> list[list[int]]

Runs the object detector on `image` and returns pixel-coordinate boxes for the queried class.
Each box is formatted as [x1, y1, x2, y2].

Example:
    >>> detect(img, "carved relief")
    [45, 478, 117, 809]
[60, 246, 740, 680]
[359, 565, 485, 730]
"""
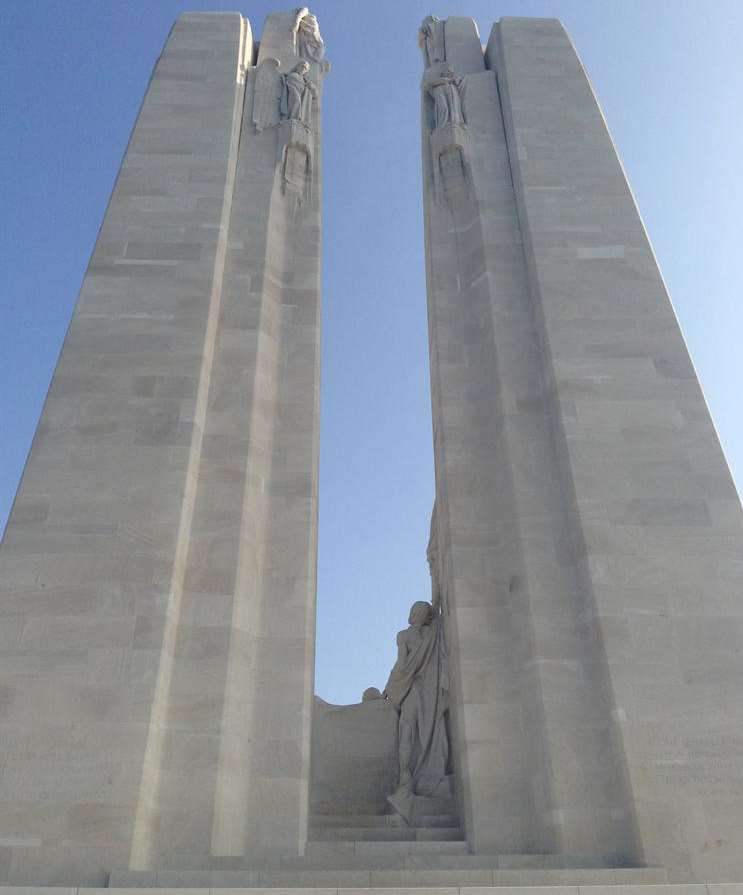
[293, 7, 325, 62]
[424, 66, 466, 130]
[251, 13, 325, 203]
[419, 15, 446, 68]
[279, 120, 313, 204]
[281, 61, 316, 129]
[439, 145, 467, 184]
[423, 65, 470, 204]
[432, 133, 470, 204]
[252, 58, 282, 132]
[253, 59, 316, 134]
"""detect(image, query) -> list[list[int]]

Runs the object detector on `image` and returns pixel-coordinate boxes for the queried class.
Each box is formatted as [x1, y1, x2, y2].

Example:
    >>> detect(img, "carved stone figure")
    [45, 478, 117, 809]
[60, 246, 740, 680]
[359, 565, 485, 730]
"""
[294, 7, 325, 62]
[419, 15, 446, 67]
[384, 601, 450, 822]
[426, 66, 465, 129]
[281, 61, 316, 129]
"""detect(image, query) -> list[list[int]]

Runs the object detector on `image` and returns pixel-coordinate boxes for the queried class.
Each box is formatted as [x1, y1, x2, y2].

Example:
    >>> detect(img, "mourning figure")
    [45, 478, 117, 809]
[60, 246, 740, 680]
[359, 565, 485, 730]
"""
[419, 15, 446, 67]
[281, 61, 316, 128]
[384, 600, 450, 821]
[426, 66, 465, 130]
[294, 7, 325, 62]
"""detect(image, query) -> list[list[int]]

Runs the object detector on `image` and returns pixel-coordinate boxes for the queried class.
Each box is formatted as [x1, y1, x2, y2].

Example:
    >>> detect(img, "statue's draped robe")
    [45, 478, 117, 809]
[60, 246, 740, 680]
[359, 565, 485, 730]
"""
[385, 617, 449, 795]
[428, 77, 464, 129]
[420, 18, 446, 68]
[281, 72, 312, 128]
[298, 15, 324, 61]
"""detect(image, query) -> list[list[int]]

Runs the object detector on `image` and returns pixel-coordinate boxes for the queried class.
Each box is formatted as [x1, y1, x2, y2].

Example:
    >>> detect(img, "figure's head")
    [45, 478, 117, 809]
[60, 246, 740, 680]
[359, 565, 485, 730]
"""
[362, 687, 383, 702]
[301, 13, 320, 33]
[295, 61, 310, 75]
[409, 601, 434, 627]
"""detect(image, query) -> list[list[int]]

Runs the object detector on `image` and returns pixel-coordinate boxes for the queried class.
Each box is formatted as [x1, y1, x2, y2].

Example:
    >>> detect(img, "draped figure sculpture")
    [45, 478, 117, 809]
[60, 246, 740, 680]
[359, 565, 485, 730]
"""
[281, 61, 316, 129]
[384, 600, 450, 822]
[419, 15, 446, 68]
[293, 7, 325, 62]
[426, 66, 465, 130]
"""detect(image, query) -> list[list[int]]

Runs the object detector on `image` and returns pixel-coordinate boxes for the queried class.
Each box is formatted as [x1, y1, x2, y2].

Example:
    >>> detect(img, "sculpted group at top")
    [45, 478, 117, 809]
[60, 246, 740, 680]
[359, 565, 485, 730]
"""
[253, 6, 327, 133]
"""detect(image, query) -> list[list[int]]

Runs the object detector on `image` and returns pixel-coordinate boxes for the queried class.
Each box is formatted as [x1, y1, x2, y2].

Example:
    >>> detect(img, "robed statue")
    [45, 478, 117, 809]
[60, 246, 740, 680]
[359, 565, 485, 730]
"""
[384, 600, 450, 821]
[426, 66, 466, 130]
[293, 7, 325, 62]
[419, 15, 446, 68]
[253, 58, 316, 133]
[281, 61, 316, 129]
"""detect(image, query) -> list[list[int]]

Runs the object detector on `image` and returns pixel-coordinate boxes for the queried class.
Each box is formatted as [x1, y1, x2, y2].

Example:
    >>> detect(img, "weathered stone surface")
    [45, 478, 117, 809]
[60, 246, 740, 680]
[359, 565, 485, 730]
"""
[423, 11, 743, 885]
[2, 8, 742, 890]
[311, 697, 398, 809]
[0, 8, 326, 885]
[490, 16, 743, 883]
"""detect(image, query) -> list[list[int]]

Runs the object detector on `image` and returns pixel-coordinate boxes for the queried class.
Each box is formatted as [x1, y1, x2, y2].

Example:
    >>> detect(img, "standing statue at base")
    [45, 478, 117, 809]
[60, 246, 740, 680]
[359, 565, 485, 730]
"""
[383, 600, 450, 822]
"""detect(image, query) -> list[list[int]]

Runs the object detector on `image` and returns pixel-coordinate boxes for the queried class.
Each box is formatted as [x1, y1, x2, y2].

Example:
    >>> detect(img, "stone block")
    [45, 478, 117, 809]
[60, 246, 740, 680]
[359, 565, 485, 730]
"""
[369, 869, 494, 886]
[465, 888, 578, 895]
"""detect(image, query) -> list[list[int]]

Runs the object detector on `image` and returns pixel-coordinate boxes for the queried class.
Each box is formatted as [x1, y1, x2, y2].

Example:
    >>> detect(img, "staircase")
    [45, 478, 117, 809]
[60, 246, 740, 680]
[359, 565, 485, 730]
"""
[305, 792, 467, 863]
[110, 793, 669, 887]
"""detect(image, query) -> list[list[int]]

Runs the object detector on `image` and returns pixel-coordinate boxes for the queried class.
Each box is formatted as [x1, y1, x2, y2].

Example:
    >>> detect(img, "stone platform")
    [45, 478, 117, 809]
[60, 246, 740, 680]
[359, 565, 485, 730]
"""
[109, 868, 670, 888]
[108, 773, 667, 889]
[0, 882, 737, 894]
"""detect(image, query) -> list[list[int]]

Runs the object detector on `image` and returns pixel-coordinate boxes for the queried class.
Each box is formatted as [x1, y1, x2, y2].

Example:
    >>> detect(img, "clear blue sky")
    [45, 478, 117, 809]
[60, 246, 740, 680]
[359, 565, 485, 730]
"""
[2, 1, 742, 705]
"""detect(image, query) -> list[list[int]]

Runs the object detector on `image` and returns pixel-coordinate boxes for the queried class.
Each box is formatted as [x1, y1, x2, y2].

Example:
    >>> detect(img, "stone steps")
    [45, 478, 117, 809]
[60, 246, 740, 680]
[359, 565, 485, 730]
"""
[109, 798, 669, 889]
[309, 825, 464, 841]
[263, 852, 620, 871]
[279, 852, 479, 870]
[309, 812, 459, 828]
[110, 865, 669, 888]
[311, 800, 391, 815]
[312, 795, 455, 816]
[305, 839, 469, 858]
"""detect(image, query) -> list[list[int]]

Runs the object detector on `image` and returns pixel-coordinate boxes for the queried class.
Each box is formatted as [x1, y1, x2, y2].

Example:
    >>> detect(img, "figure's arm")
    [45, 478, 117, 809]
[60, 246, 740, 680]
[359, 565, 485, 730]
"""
[432, 589, 441, 615]
[382, 631, 408, 698]
[293, 7, 309, 33]
[391, 630, 408, 671]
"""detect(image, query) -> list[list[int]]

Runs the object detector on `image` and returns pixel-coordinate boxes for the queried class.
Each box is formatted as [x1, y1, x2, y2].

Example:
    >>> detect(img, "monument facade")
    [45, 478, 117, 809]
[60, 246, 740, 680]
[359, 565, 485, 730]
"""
[422, 15, 743, 885]
[0, 8, 742, 892]
[0, 9, 328, 884]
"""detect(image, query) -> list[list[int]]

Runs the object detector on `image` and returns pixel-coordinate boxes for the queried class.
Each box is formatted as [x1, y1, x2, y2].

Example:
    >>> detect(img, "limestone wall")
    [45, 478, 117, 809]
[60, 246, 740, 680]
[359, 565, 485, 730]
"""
[310, 697, 398, 810]
[0, 10, 326, 884]
[489, 17, 743, 882]
[423, 14, 743, 881]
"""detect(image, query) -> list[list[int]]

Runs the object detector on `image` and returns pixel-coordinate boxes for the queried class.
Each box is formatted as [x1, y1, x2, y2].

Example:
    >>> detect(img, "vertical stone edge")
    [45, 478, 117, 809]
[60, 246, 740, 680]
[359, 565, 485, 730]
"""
[128, 11, 252, 871]
[485, 17, 642, 863]
[420, 14, 542, 856]
[206, 9, 327, 859]
[494, 15, 743, 881]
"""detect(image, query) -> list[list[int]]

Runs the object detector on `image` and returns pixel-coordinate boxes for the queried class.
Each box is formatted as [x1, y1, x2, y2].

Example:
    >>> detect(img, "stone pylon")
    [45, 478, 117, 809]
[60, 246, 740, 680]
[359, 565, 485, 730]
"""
[0, 10, 328, 884]
[422, 16, 743, 883]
